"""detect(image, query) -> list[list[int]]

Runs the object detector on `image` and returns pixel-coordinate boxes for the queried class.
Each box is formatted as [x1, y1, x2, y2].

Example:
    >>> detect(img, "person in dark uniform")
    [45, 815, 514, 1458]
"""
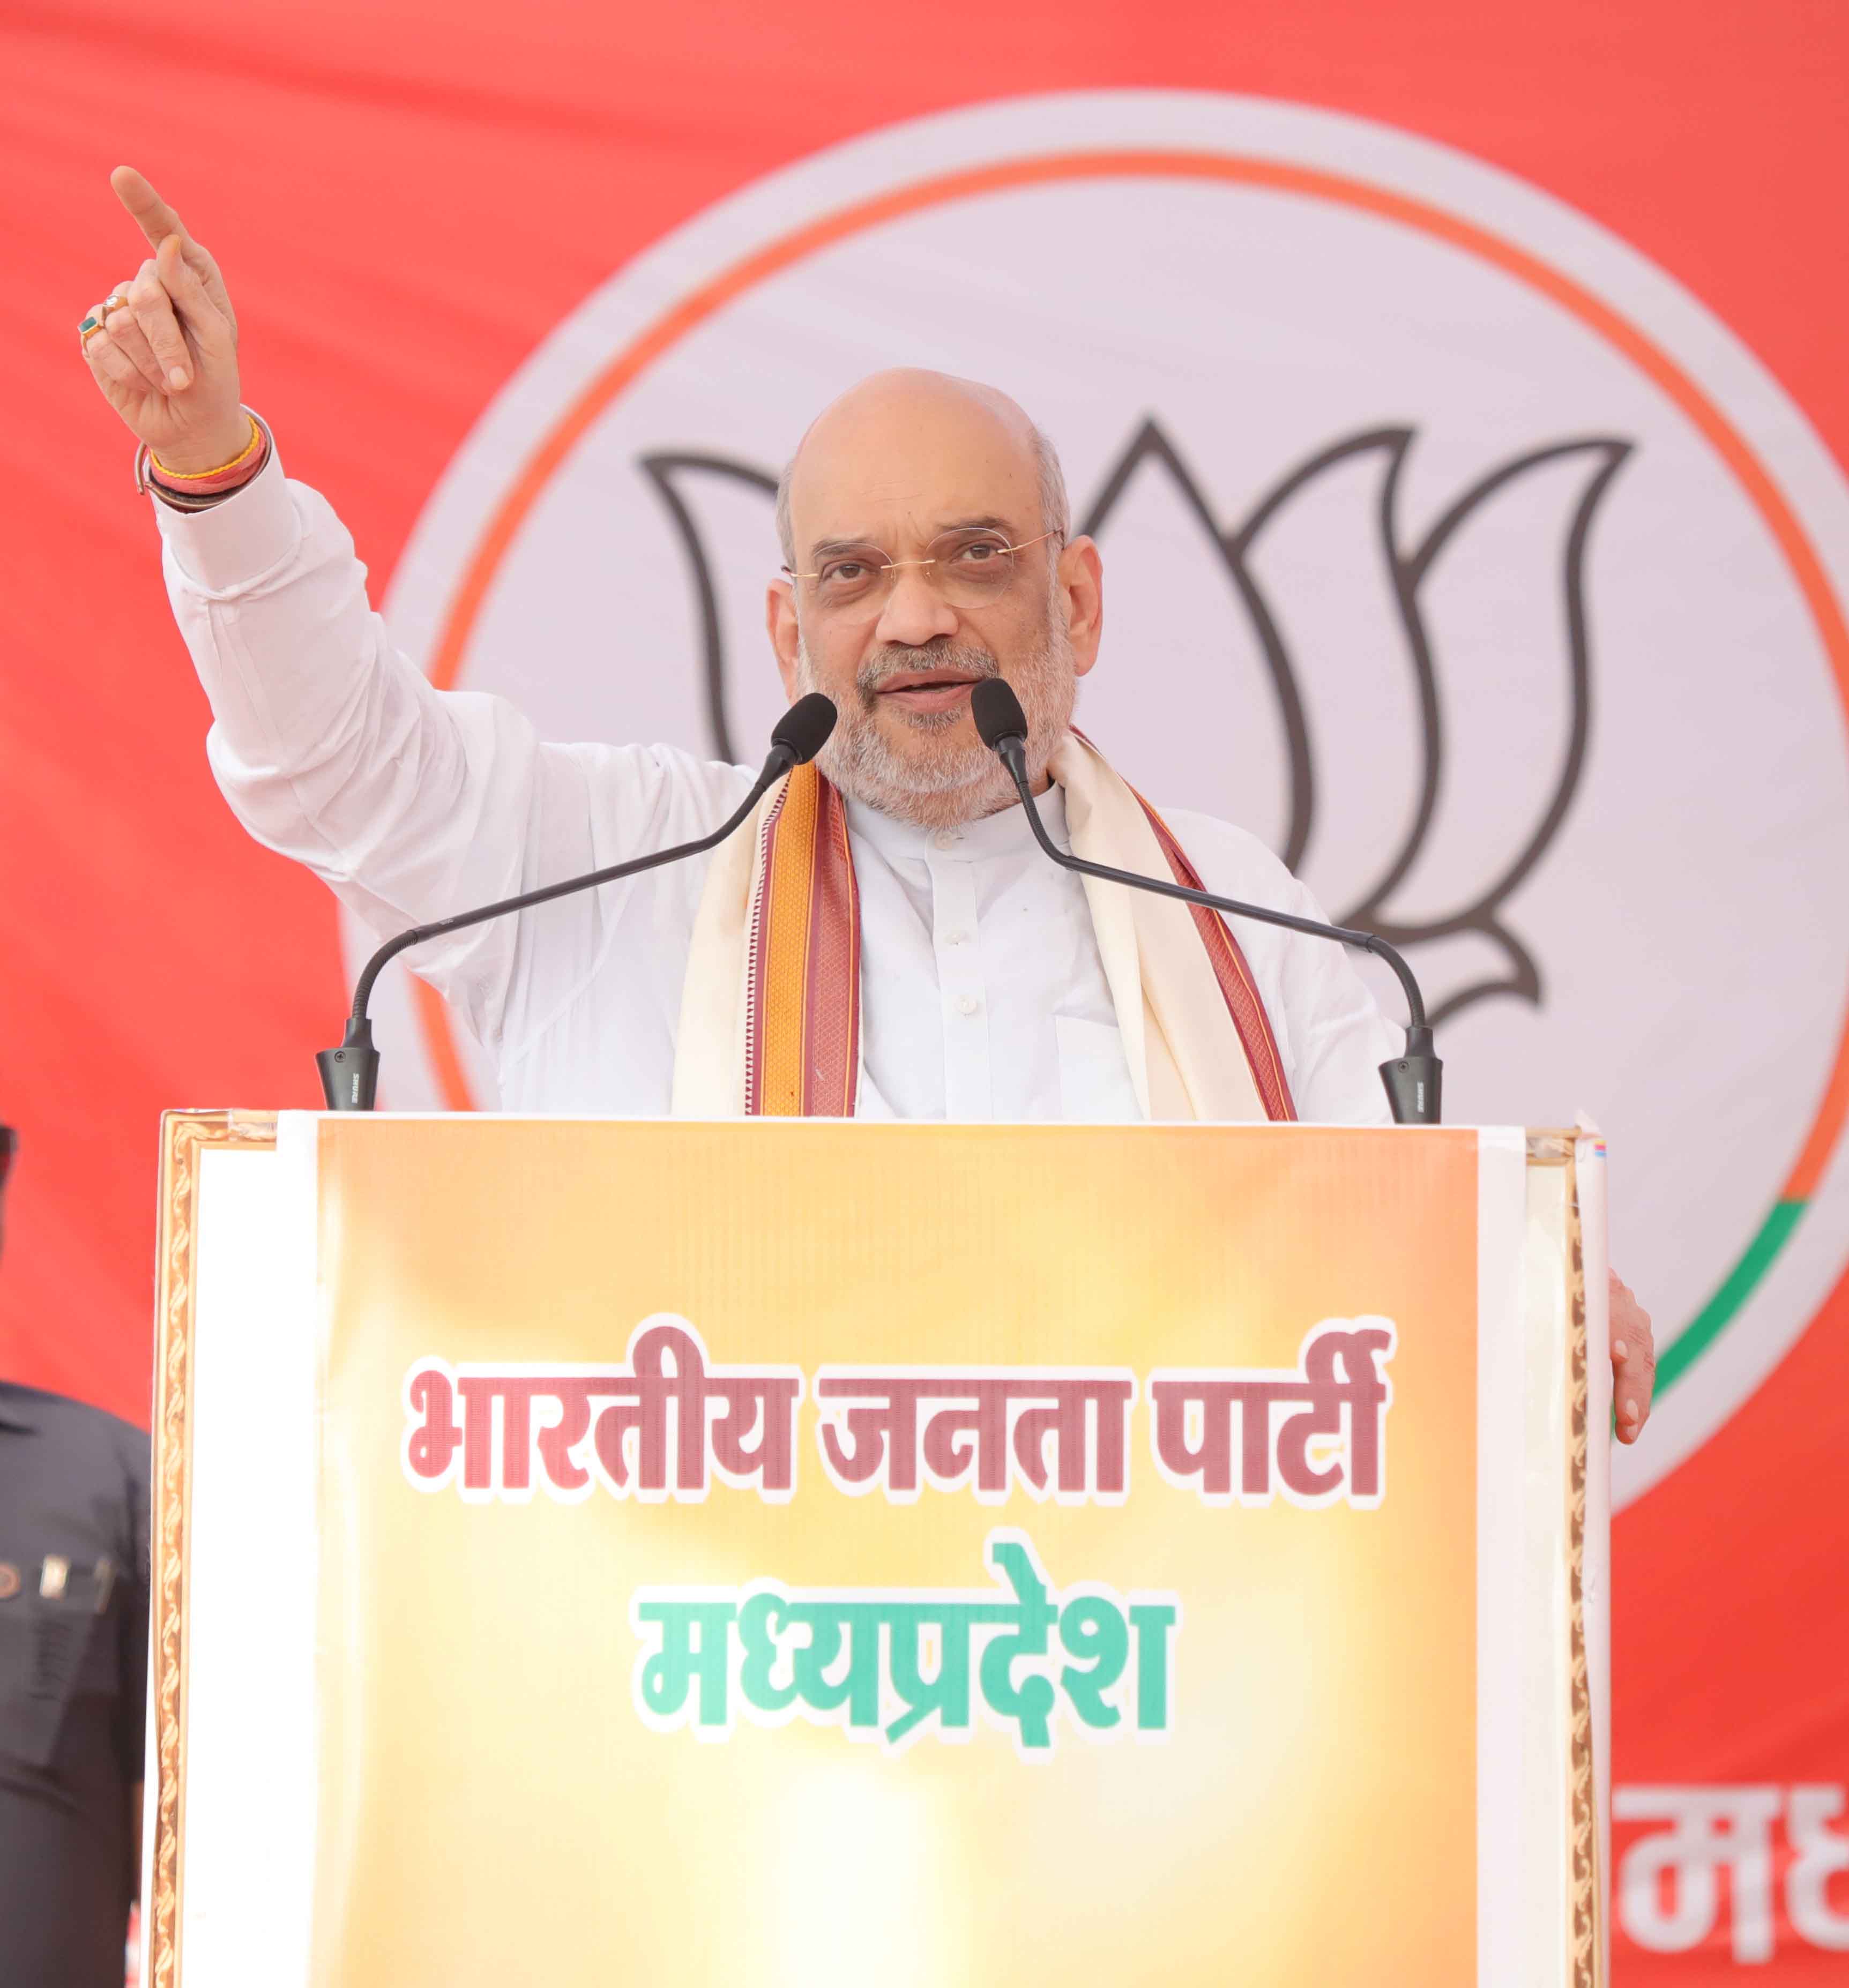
[0, 1124, 151, 1988]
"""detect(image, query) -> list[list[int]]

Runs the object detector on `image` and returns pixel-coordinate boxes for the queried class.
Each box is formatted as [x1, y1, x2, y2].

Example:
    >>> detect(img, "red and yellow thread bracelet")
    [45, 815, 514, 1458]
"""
[135, 409, 272, 499]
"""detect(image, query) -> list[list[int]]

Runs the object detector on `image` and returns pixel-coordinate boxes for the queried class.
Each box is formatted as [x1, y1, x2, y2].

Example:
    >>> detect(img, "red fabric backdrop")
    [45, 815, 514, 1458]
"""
[4, 3, 1845, 1972]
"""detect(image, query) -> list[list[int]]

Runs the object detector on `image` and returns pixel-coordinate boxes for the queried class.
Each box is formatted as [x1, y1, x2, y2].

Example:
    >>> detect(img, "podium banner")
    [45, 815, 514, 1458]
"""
[150, 1113, 1604, 1987]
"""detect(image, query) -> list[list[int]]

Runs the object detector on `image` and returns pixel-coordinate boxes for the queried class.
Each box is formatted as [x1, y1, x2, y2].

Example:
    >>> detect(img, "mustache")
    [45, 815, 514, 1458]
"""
[856, 640, 1002, 696]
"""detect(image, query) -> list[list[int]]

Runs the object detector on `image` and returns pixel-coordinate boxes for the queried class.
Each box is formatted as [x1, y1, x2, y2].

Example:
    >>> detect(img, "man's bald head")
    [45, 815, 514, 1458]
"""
[775, 369, 1070, 569]
[764, 367, 1102, 831]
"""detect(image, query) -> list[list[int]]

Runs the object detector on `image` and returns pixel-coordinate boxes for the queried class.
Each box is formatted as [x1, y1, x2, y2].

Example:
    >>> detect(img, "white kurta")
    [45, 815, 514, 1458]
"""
[154, 451, 1400, 1123]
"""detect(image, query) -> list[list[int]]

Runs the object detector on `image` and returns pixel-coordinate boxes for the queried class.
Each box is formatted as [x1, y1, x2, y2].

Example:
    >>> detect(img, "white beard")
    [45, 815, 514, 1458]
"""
[794, 619, 1078, 830]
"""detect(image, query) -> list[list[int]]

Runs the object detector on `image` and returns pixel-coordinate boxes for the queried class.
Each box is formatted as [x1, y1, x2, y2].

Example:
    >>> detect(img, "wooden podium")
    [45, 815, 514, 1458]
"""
[146, 1113, 1609, 1988]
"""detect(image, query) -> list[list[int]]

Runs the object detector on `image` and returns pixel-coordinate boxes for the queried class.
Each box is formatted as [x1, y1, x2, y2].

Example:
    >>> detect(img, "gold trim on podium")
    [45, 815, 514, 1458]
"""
[149, 1111, 277, 1988]
[1526, 1130, 1601, 1988]
[1565, 1150, 1601, 1988]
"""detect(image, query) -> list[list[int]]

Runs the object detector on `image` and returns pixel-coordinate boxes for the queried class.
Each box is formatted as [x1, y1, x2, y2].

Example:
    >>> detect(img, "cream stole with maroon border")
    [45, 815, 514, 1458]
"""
[670, 731, 1295, 1122]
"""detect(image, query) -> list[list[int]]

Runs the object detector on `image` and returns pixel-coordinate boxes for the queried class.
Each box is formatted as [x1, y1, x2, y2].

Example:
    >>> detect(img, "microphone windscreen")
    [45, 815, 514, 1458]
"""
[971, 677, 1028, 751]
[772, 692, 838, 765]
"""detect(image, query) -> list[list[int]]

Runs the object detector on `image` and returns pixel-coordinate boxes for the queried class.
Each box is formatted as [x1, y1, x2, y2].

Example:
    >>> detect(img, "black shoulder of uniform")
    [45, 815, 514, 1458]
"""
[0, 1382, 150, 1492]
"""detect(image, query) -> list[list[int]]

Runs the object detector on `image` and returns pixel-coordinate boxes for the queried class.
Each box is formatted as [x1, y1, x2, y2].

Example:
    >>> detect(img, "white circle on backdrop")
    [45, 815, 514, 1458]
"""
[373, 91, 1849, 1508]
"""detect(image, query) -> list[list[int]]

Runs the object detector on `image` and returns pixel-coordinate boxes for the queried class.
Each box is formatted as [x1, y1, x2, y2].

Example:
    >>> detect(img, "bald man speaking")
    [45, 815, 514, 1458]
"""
[79, 169, 1658, 1437]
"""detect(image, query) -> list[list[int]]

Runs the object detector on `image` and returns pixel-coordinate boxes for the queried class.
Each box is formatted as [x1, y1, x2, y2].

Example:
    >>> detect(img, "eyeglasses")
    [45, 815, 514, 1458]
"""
[785, 527, 1060, 615]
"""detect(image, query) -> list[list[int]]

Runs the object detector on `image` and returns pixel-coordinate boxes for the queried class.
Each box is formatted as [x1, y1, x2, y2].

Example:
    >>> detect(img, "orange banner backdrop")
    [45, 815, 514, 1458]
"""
[6, 4, 1849, 1975]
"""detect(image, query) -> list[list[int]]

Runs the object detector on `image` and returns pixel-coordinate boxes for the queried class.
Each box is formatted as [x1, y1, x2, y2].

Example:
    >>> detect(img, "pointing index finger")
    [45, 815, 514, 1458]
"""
[111, 166, 191, 252]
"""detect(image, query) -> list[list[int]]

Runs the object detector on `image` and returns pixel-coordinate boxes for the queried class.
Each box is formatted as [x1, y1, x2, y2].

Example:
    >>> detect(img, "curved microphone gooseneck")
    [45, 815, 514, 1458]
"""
[968, 679, 1442, 1125]
[316, 693, 839, 1110]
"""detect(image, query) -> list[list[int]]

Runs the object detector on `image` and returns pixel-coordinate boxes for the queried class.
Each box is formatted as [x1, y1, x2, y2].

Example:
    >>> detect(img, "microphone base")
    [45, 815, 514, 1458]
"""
[317, 1018, 381, 1111]
[1379, 1028, 1442, 1125]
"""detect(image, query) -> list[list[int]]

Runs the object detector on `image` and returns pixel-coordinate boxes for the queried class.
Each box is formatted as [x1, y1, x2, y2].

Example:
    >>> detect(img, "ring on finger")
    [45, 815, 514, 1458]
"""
[78, 295, 129, 345]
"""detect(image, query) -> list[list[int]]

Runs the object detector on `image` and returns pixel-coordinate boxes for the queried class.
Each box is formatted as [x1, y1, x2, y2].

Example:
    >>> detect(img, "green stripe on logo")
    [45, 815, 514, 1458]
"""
[1656, 1198, 1808, 1396]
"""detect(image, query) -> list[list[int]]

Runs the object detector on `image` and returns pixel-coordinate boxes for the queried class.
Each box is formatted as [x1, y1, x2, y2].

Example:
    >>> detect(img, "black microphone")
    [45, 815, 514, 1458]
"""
[316, 693, 838, 1110]
[970, 679, 1442, 1124]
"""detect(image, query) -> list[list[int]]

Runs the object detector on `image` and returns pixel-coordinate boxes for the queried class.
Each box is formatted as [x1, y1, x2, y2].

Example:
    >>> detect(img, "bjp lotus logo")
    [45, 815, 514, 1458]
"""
[641, 418, 1632, 1028]
[379, 92, 1849, 1506]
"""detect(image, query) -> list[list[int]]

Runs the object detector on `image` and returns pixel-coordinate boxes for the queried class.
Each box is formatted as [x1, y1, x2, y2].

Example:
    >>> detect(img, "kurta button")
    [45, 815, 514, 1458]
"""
[932, 828, 960, 850]
[944, 929, 969, 946]
[958, 995, 980, 1016]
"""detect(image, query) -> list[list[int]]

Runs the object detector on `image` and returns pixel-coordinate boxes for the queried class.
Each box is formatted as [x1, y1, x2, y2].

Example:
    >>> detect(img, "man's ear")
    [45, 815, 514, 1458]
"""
[766, 579, 801, 699]
[1060, 536, 1104, 678]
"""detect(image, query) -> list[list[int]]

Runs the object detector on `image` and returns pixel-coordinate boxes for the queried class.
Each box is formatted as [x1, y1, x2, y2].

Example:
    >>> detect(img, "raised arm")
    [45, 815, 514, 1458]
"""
[78, 170, 747, 1055]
